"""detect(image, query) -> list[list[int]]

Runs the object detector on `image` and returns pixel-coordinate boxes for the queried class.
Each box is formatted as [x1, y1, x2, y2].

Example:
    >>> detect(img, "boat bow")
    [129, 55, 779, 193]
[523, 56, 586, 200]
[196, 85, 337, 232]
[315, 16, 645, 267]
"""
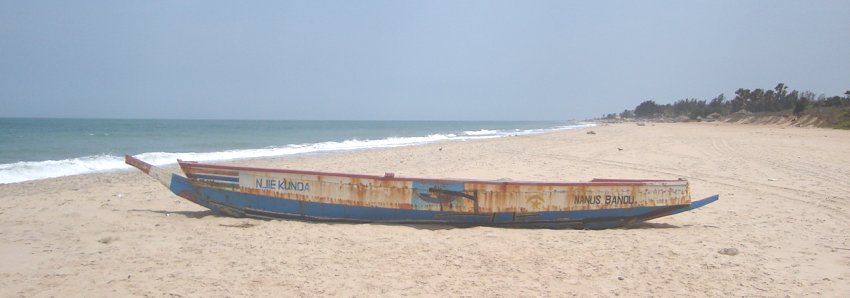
[125, 155, 207, 208]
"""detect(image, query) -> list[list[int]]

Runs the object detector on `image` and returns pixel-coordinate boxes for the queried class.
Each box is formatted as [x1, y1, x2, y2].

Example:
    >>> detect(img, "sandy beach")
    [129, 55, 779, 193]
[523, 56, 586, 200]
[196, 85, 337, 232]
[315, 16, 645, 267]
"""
[1, 122, 848, 297]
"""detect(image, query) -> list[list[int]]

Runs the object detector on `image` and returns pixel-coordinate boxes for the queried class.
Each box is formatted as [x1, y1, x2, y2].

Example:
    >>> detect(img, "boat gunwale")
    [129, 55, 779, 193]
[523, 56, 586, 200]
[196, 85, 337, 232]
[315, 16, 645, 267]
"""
[178, 160, 689, 187]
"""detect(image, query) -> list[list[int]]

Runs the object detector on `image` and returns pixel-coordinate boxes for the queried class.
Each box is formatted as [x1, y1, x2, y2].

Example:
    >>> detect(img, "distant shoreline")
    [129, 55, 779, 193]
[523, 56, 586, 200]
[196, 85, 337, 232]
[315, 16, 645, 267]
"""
[594, 112, 824, 128]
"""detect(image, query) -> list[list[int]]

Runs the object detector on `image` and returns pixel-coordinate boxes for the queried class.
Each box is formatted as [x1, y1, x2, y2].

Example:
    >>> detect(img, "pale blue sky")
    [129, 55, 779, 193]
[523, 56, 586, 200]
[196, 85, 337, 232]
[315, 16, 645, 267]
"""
[1, 1, 848, 120]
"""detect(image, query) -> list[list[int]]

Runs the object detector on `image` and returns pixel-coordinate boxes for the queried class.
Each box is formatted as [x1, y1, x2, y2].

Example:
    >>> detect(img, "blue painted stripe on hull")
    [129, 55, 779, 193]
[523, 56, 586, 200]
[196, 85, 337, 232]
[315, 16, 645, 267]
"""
[169, 174, 194, 196]
[690, 194, 719, 209]
[198, 181, 240, 189]
[189, 174, 239, 182]
[189, 186, 692, 228]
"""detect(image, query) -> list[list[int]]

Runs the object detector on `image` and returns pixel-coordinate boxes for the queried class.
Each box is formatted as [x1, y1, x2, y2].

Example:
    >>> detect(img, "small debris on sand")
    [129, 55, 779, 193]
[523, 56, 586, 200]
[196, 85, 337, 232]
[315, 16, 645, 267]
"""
[718, 247, 739, 256]
[98, 236, 119, 244]
[219, 222, 257, 228]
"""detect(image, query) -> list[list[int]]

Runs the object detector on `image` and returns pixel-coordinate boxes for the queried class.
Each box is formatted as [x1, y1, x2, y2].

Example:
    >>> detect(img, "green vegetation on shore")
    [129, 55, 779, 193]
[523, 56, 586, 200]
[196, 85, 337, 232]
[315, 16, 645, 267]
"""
[607, 83, 850, 129]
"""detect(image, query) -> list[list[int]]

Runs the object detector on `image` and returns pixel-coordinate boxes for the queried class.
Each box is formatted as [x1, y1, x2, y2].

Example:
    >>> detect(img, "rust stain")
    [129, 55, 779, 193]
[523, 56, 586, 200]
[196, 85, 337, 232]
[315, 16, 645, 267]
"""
[188, 166, 692, 213]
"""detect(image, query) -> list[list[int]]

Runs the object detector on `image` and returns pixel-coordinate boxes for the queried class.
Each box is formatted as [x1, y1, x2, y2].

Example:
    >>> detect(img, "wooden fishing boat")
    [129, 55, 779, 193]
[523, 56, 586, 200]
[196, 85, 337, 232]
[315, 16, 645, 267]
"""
[126, 155, 717, 229]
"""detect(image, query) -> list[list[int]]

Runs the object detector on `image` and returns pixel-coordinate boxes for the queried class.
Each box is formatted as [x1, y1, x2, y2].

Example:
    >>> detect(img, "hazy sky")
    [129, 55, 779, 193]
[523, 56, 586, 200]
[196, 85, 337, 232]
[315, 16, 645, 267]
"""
[1, 1, 848, 120]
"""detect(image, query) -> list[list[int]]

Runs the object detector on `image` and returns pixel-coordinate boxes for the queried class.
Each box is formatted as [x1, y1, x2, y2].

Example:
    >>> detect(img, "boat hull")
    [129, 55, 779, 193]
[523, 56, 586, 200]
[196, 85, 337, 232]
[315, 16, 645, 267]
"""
[126, 155, 718, 229]
[167, 172, 719, 229]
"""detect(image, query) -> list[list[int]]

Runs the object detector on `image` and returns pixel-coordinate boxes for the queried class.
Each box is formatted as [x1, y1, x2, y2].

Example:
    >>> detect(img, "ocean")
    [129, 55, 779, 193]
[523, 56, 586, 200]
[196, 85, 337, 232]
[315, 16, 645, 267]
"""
[0, 118, 593, 184]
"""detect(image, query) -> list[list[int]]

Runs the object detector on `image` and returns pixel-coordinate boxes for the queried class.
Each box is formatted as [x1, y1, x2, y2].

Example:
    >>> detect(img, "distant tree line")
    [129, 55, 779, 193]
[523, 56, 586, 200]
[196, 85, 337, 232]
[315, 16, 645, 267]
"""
[604, 83, 850, 120]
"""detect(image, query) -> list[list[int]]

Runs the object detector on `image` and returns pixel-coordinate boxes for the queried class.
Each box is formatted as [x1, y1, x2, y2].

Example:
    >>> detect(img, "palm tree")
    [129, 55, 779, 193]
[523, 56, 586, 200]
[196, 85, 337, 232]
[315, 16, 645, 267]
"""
[775, 83, 788, 110]
[733, 88, 750, 111]
[774, 83, 788, 97]
[844, 90, 850, 106]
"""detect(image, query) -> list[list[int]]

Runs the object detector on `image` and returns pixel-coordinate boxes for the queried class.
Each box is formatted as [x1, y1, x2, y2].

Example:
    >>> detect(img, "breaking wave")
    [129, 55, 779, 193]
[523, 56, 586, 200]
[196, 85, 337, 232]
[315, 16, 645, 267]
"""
[0, 122, 594, 184]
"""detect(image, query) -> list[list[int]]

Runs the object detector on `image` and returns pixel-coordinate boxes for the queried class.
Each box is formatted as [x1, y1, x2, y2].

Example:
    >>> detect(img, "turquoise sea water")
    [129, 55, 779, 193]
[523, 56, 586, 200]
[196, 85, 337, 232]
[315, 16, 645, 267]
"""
[0, 118, 592, 183]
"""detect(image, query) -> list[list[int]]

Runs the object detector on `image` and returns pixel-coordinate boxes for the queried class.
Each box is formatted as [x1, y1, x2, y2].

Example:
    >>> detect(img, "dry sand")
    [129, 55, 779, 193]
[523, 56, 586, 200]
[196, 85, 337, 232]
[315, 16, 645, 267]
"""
[1, 122, 848, 297]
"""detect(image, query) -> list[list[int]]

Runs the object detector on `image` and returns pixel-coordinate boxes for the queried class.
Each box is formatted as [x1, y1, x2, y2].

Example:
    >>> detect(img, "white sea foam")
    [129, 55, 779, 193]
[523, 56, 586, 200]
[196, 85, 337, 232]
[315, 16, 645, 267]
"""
[463, 129, 500, 136]
[0, 123, 594, 184]
[0, 155, 126, 184]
